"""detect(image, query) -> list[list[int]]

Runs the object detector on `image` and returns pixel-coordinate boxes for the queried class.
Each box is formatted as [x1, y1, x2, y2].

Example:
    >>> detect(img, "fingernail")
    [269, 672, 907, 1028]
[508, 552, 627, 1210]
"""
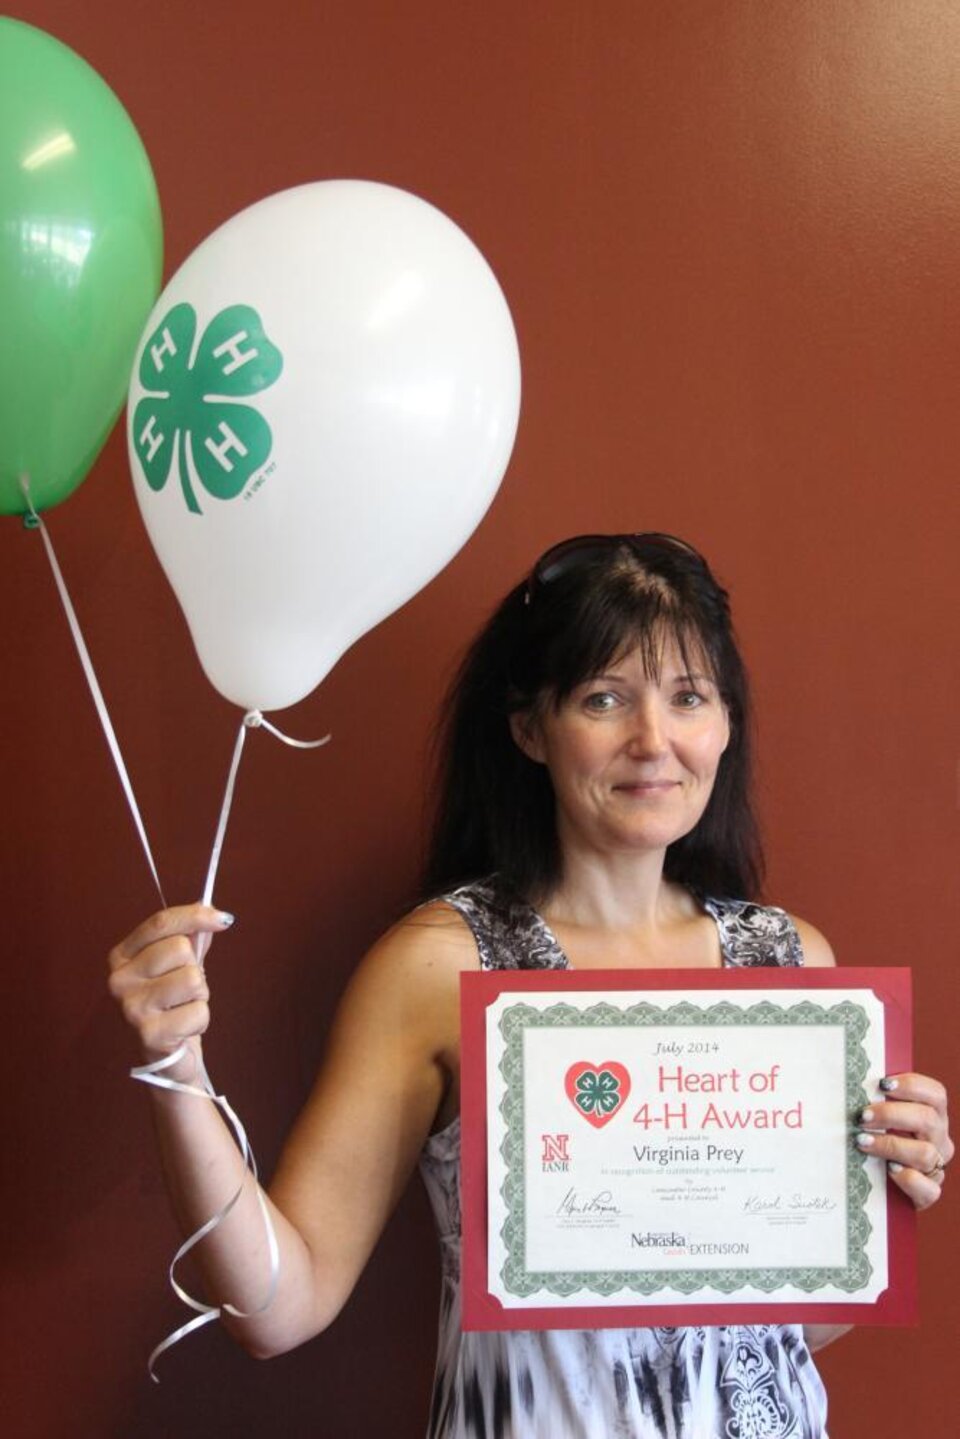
[879, 1077, 899, 1092]
[888, 1162, 904, 1175]
[856, 1132, 876, 1149]
[217, 912, 235, 928]
[860, 1108, 875, 1124]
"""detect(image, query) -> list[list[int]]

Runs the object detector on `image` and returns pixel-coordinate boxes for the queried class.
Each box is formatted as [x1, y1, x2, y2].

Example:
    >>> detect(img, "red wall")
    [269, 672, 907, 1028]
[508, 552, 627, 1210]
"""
[2, 3, 957, 1435]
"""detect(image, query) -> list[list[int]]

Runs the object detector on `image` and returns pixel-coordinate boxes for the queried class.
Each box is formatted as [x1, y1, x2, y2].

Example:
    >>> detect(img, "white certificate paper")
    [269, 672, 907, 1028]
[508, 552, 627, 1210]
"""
[461, 968, 915, 1330]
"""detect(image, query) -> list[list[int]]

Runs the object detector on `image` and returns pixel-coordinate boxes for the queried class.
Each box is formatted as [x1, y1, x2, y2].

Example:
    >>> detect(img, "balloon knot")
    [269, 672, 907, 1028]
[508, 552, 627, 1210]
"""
[22, 513, 40, 530]
[243, 710, 263, 729]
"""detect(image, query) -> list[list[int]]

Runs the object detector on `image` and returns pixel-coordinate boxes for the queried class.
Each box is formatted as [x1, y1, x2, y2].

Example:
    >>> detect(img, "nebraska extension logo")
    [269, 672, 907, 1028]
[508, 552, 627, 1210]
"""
[132, 302, 283, 514]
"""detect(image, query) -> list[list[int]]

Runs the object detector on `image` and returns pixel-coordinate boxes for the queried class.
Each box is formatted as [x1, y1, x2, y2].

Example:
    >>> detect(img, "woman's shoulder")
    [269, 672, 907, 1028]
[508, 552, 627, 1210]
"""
[789, 914, 836, 967]
[331, 899, 481, 1060]
[704, 896, 836, 968]
[377, 880, 543, 975]
[369, 895, 481, 970]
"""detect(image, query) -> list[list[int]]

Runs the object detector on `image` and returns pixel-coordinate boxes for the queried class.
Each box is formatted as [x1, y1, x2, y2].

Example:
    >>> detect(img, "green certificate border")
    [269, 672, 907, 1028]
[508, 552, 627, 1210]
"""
[497, 997, 872, 1299]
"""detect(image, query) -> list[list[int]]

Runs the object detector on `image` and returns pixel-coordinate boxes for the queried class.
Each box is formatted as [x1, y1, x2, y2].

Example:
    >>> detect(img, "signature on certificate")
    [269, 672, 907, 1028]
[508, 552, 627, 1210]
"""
[556, 1188, 621, 1217]
[743, 1193, 838, 1214]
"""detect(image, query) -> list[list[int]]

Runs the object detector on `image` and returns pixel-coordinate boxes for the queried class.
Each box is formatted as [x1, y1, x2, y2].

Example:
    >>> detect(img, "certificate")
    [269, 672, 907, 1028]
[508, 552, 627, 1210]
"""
[460, 967, 915, 1330]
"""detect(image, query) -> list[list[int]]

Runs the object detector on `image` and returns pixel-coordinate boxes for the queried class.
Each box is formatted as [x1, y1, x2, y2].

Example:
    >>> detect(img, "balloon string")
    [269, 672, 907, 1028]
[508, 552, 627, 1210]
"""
[21, 472, 329, 1377]
[19, 476, 167, 908]
[135, 711, 329, 1376]
[196, 711, 331, 963]
[244, 708, 333, 750]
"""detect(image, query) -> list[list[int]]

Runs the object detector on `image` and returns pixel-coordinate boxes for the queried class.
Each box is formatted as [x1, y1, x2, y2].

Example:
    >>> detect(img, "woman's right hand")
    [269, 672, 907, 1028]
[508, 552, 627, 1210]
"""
[107, 905, 235, 1080]
[103, 900, 466, 1354]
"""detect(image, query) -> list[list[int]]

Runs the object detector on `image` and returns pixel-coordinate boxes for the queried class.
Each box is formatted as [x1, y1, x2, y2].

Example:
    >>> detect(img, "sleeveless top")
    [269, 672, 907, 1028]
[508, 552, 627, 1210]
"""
[418, 883, 830, 1439]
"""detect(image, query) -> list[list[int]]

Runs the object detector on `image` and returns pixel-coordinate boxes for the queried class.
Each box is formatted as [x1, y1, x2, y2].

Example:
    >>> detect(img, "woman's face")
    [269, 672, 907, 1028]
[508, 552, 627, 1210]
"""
[514, 636, 730, 860]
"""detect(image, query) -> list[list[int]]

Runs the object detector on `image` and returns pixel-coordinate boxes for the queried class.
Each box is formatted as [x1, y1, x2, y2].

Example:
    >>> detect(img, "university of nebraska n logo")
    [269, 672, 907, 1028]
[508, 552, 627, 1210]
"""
[541, 1134, 571, 1171]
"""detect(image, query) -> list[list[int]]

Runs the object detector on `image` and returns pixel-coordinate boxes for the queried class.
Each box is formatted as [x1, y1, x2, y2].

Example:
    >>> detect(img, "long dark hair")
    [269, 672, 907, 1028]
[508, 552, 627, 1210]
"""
[420, 534, 763, 903]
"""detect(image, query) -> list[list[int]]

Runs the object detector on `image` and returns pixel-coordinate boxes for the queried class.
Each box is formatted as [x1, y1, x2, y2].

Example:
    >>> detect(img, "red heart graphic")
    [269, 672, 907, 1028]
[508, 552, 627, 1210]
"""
[564, 1061, 631, 1129]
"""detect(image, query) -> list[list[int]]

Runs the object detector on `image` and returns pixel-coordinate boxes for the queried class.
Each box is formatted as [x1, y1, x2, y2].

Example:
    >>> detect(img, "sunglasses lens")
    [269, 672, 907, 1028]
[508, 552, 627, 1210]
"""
[528, 532, 700, 597]
[535, 536, 616, 586]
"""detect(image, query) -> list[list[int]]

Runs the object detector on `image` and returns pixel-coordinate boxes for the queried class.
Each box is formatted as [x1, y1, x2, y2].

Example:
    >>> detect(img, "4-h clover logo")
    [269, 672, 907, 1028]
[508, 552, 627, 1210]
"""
[564, 1061, 631, 1129]
[574, 1070, 621, 1115]
[132, 302, 283, 515]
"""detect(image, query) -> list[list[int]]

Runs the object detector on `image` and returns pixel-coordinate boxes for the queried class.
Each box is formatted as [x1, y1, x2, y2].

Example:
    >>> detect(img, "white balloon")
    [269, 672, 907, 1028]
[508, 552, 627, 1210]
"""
[127, 181, 521, 711]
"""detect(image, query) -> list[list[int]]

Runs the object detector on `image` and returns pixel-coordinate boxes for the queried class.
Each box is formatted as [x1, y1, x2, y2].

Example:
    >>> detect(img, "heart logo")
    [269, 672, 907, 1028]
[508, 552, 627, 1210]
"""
[564, 1061, 631, 1129]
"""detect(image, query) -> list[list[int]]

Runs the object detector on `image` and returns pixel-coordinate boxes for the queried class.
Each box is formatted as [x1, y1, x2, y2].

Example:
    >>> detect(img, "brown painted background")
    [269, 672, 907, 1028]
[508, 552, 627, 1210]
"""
[1, 2, 957, 1435]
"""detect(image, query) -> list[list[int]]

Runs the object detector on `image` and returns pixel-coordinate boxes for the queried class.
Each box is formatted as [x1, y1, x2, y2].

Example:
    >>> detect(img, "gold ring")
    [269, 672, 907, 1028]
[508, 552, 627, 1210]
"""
[924, 1150, 947, 1179]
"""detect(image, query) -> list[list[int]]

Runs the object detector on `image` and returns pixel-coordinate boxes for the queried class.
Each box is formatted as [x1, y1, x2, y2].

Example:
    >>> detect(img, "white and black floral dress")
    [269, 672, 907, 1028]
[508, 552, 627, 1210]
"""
[419, 882, 830, 1439]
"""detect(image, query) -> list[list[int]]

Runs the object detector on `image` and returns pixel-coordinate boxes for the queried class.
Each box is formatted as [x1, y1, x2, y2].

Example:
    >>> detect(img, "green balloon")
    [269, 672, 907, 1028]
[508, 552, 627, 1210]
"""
[0, 19, 162, 515]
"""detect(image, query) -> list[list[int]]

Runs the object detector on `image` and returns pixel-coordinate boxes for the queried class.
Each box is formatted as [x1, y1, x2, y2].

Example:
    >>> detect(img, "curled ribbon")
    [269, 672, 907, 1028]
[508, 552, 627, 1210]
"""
[130, 1047, 282, 1378]
[22, 476, 330, 1378]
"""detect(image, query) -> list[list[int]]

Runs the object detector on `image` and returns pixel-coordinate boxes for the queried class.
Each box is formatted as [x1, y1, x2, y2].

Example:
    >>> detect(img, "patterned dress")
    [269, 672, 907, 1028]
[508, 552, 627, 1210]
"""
[419, 883, 830, 1439]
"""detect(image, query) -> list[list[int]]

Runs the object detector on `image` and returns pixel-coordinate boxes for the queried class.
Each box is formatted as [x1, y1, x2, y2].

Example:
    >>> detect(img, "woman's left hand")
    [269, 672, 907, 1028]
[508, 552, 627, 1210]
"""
[857, 1073, 952, 1210]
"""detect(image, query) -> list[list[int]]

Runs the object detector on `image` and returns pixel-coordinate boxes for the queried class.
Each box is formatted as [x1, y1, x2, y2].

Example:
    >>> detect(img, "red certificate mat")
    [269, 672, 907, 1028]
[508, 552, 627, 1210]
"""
[461, 967, 915, 1331]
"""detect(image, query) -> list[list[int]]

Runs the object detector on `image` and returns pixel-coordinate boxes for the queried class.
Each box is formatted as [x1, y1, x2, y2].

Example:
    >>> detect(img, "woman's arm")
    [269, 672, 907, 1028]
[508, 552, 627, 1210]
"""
[802, 1325, 852, 1352]
[108, 902, 470, 1358]
[789, 913, 953, 1353]
[790, 914, 953, 1204]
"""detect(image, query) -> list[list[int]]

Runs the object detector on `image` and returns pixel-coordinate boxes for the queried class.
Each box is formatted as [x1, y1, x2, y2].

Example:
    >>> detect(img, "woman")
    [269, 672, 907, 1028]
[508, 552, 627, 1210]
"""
[109, 533, 951, 1438]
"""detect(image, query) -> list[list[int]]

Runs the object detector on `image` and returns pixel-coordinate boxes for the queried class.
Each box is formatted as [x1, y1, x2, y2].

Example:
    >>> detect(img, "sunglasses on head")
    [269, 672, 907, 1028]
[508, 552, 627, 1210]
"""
[523, 532, 703, 605]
